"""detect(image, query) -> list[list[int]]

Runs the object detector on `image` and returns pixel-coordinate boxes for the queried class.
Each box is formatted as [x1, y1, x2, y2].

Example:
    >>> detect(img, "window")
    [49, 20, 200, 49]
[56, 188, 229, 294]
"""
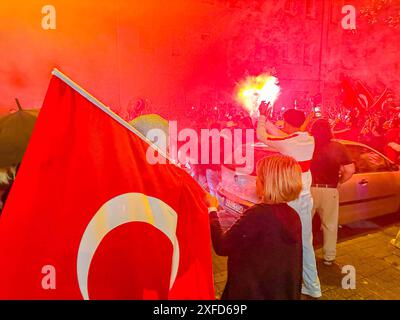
[200, 0, 215, 5]
[306, 0, 316, 19]
[284, 0, 296, 15]
[345, 145, 392, 173]
[171, 37, 183, 57]
[282, 44, 290, 63]
[227, 0, 244, 9]
[330, 0, 342, 24]
[303, 44, 313, 66]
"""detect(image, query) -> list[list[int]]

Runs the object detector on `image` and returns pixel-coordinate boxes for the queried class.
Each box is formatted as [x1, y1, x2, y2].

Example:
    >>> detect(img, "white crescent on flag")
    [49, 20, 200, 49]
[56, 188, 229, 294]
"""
[76, 192, 180, 300]
[358, 94, 369, 109]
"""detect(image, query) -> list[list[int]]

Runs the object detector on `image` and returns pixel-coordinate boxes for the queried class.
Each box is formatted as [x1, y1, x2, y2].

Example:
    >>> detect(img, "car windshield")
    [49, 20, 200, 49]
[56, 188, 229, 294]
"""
[223, 143, 278, 176]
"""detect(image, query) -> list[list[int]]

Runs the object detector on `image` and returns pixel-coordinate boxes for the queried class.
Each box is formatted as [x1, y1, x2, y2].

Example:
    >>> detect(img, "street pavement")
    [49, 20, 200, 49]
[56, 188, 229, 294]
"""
[212, 210, 400, 300]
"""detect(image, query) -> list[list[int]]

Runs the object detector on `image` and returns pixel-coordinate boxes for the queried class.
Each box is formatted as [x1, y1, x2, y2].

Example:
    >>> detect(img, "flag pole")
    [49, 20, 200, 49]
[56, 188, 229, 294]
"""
[51, 68, 174, 164]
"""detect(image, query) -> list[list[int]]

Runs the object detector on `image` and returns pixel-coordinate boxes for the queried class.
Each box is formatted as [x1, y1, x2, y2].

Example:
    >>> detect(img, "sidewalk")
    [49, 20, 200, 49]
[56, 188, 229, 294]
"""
[212, 211, 400, 300]
[317, 224, 400, 300]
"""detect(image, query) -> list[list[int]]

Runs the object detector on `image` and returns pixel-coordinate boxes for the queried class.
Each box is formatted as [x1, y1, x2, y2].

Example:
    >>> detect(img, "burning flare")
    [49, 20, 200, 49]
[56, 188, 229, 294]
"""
[236, 73, 281, 117]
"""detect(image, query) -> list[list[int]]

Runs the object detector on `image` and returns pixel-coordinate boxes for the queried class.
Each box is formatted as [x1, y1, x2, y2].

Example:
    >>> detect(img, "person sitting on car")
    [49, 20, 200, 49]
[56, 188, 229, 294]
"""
[205, 155, 303, 300]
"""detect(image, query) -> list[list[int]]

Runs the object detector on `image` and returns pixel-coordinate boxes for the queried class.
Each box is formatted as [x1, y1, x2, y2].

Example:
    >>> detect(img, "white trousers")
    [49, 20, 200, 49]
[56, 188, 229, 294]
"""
[289, 193, 322, 298]
[311, 187, 339, 262]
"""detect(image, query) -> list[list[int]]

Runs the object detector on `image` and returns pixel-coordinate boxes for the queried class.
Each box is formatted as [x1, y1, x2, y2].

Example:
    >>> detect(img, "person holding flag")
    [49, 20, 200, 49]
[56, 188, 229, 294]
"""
[256, 101, 322, 299]
[0, 69, 214, 300]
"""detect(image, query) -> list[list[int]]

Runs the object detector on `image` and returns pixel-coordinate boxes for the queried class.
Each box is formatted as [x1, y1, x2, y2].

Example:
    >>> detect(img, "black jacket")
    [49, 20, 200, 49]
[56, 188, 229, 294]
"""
[210, 203, 303, 300]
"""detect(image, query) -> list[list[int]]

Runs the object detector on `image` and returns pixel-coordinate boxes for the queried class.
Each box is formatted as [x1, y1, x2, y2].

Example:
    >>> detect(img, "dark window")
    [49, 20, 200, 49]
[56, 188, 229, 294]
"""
[282, 43, 290, 63]
[330, 0, 342, 24]
[345, 145, 391, 173]
[200, 0, 215, 4]
[303, 44, 313, 66]
[284, 0, 296, 15]
[306, 0, 316, 18]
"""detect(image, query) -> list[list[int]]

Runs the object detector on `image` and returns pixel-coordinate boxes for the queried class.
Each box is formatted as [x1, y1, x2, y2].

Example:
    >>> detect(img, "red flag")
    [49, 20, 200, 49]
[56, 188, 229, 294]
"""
[370, 88, 390, 112]
[341, 76, 365, 112]
[354, 80, 374, 110]
[0, 70, 214, 300]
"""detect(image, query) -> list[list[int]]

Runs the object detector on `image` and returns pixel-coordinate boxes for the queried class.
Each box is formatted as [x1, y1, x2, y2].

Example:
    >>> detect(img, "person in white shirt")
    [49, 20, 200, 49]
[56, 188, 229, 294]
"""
[256, 102, 322, 299]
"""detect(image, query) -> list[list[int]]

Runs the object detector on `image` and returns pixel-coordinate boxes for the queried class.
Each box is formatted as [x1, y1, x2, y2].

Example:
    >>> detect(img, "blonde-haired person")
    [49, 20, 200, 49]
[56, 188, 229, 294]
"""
[0, 165, 19, 213]
[206, 155, 303, 300]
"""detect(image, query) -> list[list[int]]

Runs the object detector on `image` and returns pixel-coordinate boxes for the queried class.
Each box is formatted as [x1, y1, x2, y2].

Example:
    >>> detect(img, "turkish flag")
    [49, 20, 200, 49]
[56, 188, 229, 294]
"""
[0, 71, 214, 300]
[354, 81, 374, 110]
[341, 76, 364, 112]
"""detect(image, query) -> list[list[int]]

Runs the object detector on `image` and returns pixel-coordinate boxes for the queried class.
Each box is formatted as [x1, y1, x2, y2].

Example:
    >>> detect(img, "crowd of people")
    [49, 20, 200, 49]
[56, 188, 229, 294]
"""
[186, 102, 254, 131]
[185, 99, 400, 162]
[331, 110, 400, 163]
[203, 103, 357, 299]
[97, 101, 350, 299]
[157, 100, 400, 300]
[1, 97, 400, 300]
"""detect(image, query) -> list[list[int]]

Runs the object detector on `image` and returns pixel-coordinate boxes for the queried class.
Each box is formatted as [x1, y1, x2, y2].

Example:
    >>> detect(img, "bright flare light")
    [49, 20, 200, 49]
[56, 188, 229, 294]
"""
[236, 73, 281, 117]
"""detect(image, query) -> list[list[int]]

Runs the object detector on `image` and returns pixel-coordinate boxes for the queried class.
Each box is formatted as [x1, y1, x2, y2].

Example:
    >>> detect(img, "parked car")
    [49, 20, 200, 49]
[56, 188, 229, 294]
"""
[217, 140, 400, 225]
